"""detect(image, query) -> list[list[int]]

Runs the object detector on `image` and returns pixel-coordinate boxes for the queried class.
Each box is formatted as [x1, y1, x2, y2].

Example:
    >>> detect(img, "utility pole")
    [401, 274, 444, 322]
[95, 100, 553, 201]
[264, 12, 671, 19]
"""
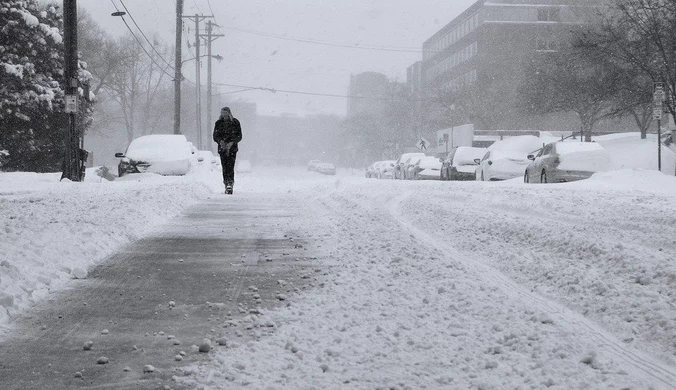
[194, 15, 202, 149]
[173, 0, 184, 135]
[202, 21, 224, 152]
[61, 0, 82, 181]
[181, 14, 213, 150]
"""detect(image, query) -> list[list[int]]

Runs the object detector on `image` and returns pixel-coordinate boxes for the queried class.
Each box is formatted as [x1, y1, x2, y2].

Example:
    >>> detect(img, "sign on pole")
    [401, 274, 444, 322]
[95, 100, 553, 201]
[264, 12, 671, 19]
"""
[416, 137, 431, 151]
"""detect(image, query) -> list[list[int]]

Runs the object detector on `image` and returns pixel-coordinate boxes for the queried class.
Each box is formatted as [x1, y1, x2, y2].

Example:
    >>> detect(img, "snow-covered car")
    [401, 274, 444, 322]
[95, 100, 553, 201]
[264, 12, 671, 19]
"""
[115, 134, 195, 177]
[404, 155, 425, 180]
[307, 159, 321, 172]
[412, 156, 442, 180]
[315, 162, 336, 175]
[376, 160, 396, 179]
[524, 141, 610, 183]
[365, 161, 380, 178]
[195, 150, 220, 171]
[236, 159, 253, 173]
[475, 135, 546, 181]
[394, 152, 425, 179]
[441, 146, 487, 181]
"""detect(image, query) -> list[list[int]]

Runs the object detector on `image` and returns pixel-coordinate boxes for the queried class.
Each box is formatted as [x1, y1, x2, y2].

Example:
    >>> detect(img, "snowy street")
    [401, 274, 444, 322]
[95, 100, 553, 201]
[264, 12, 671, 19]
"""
[1, 166, 676, 389]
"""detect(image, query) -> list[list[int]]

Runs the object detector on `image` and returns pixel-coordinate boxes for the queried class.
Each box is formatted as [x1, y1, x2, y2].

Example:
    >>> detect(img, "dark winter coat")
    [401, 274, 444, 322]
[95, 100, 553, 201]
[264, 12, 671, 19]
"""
[213, 117, 242, 155]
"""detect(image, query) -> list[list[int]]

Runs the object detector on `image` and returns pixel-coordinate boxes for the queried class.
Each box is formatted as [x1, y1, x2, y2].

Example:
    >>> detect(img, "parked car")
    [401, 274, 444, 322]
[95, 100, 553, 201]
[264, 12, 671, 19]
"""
[524, 141, 610, 183]
[475, 135, 546, 181]
[365, 161, 381, 178]
[412, 156, 442, 180]
[441, 146, 487, 181]
[316, 162, 336, 175]
[115, 134, 195, 177]
[195, 150, 220, 171]
[376, 160, 396, 179]
[307, 159, 321, 172]
[236, 159, 253, 173]
[394, 152, 425, 179]
[404, 155, 425, 180]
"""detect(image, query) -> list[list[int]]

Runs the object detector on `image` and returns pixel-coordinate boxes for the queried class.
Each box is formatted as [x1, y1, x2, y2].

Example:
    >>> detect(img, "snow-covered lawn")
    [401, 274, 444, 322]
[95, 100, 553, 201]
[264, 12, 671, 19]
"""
[1, 150, 676, 388]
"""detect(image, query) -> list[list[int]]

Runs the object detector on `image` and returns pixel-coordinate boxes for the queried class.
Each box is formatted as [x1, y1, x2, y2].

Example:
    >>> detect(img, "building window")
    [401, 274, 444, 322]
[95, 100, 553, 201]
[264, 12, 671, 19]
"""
[538, 7, 561, 22]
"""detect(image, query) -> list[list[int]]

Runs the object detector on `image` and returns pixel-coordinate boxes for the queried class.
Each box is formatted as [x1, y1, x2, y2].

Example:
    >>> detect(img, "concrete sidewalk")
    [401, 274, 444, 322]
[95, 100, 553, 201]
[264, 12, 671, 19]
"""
[0, 193, 319, 390]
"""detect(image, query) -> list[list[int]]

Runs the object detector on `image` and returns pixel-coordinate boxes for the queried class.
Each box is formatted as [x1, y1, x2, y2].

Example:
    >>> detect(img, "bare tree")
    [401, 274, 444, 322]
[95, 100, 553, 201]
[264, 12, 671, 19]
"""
[519, 44, 634, 141]
[586, 0, 676, 130]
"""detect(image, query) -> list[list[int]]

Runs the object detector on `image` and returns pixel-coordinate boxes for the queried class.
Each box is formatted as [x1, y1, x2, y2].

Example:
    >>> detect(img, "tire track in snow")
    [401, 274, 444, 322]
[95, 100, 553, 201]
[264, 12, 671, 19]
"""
[387, 192, 676, 389]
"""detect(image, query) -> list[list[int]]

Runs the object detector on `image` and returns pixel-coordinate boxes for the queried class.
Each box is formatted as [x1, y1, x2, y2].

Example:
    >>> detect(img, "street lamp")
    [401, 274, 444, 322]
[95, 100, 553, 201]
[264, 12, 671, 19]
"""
[181, 54, 223, 66]
[111, 11, 126, 17]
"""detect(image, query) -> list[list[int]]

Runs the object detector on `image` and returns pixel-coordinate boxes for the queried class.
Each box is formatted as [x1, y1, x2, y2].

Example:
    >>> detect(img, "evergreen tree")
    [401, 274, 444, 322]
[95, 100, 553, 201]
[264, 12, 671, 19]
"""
[0, 1, 93, 172]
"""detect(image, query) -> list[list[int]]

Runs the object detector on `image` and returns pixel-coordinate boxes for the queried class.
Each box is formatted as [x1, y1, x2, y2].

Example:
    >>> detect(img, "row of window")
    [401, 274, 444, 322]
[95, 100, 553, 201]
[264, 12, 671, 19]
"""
[427, 41, 478, 80]
[444, 69, 478, 90]
[424, 13, 480, 61]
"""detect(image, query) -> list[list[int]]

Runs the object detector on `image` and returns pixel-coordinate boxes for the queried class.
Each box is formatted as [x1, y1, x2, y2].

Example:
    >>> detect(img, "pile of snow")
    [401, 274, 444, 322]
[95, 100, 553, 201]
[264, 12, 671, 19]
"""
[0, 165, 219, 328]
[597, 133, 676, 174]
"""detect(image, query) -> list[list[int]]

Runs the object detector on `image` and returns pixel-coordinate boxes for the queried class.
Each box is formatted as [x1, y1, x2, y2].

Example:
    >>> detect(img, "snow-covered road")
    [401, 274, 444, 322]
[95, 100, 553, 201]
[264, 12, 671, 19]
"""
[2, 165, 675, 389]
[176, 169, 676, 389]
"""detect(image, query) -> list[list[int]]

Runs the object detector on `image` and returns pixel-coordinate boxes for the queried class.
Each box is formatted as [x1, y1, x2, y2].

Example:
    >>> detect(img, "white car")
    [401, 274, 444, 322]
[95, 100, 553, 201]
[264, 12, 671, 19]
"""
[412, 156, 442, 180]
[307, 159, 321, 172]
[394, 152, 425, 179]
[376, 160, 396, 179]
[524, 141, 610, 183]
[115, 134, 195, 177]
[441, 146, 487, 181]
[316, 162, 336, 175]
[475, 135, 546, 181]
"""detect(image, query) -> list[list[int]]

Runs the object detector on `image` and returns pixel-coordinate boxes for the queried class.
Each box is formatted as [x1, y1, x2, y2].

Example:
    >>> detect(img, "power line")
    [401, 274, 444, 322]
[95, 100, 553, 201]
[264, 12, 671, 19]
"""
[212, 81, 427, 102]
[109, 0, 175, 80]
[119, 0, 175, 71]
[222, 25, 435, 54]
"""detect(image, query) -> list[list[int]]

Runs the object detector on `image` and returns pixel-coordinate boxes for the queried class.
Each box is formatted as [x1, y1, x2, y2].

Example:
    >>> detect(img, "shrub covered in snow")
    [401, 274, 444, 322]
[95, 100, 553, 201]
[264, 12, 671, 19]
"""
[0, 0, 94, 172]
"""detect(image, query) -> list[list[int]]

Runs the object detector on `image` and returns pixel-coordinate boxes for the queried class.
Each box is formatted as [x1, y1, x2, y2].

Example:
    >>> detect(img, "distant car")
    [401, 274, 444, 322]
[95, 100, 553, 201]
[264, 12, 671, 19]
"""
[412, 156, 442, 180]
[441, 146, 487, 181]
[376, 160, 396, 179]
[315, 162, 336, 175]
[307, 159, 321, 172]
[115, 134, 195, 177]
[475, 136, 546, 181]
[524, 141, 610, 183]
[236, 159, 253, 173]
[394, 153, 425, 180]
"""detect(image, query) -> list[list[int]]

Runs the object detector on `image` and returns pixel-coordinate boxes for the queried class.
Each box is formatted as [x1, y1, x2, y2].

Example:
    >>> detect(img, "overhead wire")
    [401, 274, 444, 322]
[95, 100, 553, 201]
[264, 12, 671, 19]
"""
[119, 0, 175, 71]
[109, 0, 195, 85]
[211, 81, 429, 102]
[221, 25, 435, 54]
[109, 0, 175, 80]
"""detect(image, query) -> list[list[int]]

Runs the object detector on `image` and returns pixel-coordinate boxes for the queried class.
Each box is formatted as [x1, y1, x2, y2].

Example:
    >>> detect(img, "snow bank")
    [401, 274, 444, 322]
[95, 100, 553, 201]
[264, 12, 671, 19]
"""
[0, 166, 216, 330]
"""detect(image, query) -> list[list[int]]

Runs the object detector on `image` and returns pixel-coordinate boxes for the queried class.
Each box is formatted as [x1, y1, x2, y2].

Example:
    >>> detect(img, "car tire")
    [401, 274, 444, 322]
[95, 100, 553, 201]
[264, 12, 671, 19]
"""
[524, 171, 529, 183]
[440, 169, 446, 181]
[541, 170, 547, 183]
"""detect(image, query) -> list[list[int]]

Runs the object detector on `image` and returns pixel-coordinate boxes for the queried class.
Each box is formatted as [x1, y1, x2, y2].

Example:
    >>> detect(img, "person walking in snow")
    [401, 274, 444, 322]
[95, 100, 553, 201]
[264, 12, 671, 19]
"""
[213, 107, 242, 194]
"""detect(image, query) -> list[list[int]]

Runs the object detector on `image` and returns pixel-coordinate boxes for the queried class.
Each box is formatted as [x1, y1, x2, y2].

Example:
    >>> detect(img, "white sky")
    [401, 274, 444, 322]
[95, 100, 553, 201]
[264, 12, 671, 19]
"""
[77, 0, 477, 117]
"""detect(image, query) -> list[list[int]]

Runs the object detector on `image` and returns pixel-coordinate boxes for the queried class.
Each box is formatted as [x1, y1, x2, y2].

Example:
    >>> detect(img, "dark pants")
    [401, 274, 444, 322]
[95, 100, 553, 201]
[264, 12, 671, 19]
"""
[219, 151, 237, 186]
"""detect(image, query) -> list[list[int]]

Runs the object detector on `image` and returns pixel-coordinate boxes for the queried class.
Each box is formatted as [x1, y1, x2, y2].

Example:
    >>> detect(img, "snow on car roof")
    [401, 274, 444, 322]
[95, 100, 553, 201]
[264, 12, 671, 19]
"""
[555, 141, 605, 154]
[125, 134, 192, 162]
[489, 135, 556, 154]
[453, 147, 486, 166]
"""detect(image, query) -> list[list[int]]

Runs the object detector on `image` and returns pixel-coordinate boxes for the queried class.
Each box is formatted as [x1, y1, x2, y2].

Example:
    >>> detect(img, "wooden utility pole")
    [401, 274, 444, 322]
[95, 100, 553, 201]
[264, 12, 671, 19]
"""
[202, 21, 223, 152]
[61, 0, 82, 181]
[182, 14, 213, 149]
[173, 0, 184, 135]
